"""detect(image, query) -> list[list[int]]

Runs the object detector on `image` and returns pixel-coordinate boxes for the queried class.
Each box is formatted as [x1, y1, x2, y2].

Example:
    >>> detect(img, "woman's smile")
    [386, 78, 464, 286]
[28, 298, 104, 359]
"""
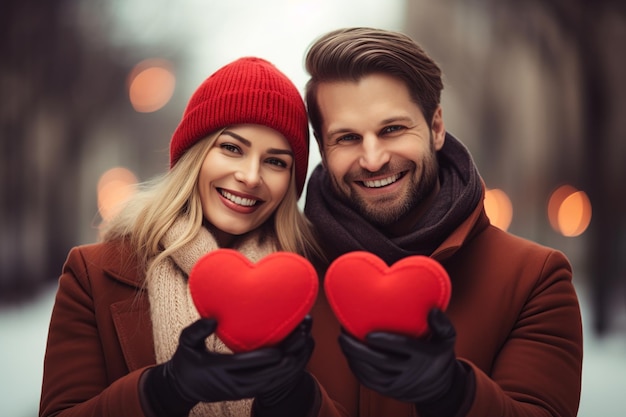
[217, 187, 264, 214]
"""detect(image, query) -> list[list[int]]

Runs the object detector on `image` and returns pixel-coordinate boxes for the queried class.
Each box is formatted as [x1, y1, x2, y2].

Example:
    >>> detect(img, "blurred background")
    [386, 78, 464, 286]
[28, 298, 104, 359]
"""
[1, 0, 625, 415]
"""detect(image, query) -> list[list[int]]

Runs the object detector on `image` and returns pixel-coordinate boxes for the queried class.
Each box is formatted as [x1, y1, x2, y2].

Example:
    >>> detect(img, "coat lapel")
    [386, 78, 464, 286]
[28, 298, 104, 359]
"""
[101, 242, 156, 371]
[110, 294, 155, 370]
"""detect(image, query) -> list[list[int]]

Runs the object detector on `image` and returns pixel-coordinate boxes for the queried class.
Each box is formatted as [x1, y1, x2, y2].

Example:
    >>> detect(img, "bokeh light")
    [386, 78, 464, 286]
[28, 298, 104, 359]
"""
[547, 185, 592, 237]
[484, 188, 513, 231]
[97, 167, 138, 222]
[128, 58, 176, 113]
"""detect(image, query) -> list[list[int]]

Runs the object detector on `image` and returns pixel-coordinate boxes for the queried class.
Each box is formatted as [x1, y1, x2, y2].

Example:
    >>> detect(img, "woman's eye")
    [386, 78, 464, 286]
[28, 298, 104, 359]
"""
[220, 143, 241, 154]
[266, 158, 288, 168]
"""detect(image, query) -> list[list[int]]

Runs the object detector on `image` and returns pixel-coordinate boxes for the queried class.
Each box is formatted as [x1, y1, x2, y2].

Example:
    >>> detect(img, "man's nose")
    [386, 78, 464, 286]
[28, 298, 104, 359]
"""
[359, 134, 391, 172]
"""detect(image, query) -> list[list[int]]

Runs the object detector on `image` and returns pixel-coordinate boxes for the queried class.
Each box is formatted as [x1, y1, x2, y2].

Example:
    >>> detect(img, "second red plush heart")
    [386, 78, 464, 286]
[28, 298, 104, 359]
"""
[324, 251, 451, 341]
[189, 249, 318, 352]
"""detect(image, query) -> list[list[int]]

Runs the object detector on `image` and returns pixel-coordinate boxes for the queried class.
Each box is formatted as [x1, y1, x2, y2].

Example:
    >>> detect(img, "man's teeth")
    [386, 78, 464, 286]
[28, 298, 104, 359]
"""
[363, 173, 401, 188]
[221, 190, 257, 206]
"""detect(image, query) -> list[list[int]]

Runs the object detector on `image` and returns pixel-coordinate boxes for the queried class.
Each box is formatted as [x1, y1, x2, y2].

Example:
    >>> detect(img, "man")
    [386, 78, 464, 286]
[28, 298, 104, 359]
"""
[303, 27, 583, 417]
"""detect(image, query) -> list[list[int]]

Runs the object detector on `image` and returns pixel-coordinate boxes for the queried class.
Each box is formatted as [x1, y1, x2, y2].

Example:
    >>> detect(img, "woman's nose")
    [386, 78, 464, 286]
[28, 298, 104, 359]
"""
[359, 134, 391, 172]
[233, 159, 262, 188]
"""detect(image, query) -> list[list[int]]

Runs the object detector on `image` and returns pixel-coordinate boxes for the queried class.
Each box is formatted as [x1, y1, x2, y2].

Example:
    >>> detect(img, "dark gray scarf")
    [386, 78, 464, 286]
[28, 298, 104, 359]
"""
[304, 133, 483, 266]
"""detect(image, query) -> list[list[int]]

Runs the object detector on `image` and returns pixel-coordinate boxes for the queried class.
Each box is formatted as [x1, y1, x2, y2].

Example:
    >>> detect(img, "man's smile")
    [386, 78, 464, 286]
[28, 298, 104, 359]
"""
[360, 172, 405, 188]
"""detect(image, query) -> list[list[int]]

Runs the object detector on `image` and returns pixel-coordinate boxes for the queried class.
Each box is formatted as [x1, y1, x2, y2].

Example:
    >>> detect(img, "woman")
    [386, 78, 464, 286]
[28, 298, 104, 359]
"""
[39, 57, 323, 417]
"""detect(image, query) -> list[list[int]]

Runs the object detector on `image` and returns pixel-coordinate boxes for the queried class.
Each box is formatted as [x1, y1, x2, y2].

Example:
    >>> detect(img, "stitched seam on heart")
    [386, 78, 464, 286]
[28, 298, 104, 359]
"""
[395, 256, 451, 309]
[421, 261, 451, 308]
[398, 262, 451, 309]
[324, 253, 390, 338]
[194, 252, 318, 352]
[233, 254, 318, 350]
[325, 253, 451, 340]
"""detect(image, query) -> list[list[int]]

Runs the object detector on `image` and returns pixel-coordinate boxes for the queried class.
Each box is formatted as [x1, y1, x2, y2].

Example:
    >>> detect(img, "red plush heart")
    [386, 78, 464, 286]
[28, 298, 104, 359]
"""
[189, 249, 318, 352]
[324, 251, 451, 341]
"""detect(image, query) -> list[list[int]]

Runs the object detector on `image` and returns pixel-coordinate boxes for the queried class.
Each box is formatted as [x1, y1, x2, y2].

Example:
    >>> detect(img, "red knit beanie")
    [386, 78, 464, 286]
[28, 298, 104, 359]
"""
[170, 57, 309, 196]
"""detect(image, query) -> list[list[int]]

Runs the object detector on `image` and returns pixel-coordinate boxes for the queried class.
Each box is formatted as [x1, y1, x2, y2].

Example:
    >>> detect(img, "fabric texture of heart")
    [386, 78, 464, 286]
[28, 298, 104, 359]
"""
[324, 251, 451, 341]
[188, 249, 318, 352]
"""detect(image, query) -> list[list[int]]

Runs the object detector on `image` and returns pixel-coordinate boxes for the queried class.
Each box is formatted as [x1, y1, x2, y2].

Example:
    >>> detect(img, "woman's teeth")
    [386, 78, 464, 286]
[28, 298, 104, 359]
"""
[221, 190, 257, 206]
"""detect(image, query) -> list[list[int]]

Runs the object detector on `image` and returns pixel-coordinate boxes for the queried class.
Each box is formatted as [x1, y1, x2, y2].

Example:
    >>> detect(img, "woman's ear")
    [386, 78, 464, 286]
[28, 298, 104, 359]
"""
[431, 106, 446, 151]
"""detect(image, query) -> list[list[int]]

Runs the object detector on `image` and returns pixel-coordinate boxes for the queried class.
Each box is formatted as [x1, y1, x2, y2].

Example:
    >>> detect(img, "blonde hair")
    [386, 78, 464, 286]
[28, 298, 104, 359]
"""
[102, 129, 323, 278]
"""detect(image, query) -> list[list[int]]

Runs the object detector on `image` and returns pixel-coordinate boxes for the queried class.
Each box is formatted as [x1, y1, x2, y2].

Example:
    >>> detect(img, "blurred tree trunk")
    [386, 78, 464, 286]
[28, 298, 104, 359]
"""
[0, 0, 129, 301]
[573, 2, 625, 335]
[528, 0, 624, 335]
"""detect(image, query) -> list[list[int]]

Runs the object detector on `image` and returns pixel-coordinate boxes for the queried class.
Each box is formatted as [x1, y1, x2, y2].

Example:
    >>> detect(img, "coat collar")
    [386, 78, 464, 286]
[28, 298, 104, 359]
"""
[98, 238, 146, 289]
[431, 194, 490, 262]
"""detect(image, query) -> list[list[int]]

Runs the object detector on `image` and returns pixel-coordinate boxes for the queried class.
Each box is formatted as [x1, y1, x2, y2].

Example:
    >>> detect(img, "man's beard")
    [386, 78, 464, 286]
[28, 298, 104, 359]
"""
[330, 149, 439, 228]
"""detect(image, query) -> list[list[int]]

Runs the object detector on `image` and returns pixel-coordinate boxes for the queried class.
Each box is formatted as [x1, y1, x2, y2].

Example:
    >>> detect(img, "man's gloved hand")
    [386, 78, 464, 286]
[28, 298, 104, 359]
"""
[338, 308, 468, 415]
[141, 318, 296, 417]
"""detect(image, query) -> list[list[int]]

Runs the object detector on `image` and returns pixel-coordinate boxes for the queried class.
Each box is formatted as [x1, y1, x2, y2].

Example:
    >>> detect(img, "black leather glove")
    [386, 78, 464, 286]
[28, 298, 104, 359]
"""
[253, 316, 317, 416]
[339, 308, 469, 416]
[141, 318, 297, 417]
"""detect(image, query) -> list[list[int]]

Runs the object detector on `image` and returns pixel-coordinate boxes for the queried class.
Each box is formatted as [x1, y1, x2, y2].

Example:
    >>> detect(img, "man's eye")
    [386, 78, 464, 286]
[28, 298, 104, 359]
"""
[337, 134, 360, 144]
[381, 125, 405, 135]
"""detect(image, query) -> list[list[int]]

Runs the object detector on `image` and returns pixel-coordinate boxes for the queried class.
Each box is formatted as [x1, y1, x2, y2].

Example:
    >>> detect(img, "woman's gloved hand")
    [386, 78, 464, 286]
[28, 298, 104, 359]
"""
[254, 316, 316, 415]
[338, 308, 469, 415]
[141, 317, 294, 417]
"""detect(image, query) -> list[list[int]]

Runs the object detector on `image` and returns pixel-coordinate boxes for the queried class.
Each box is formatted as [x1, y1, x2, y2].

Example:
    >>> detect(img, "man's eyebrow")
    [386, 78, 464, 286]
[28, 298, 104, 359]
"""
[381, 116, 415, 125]
[326, 127, 352, 138]
[222, 130, 293, 157]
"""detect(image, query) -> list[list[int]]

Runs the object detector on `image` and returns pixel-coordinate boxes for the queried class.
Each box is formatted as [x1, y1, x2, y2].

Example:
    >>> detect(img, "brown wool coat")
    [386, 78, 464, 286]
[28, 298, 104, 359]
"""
[39, 204, 582, 417]
[309, 204, 583, 417]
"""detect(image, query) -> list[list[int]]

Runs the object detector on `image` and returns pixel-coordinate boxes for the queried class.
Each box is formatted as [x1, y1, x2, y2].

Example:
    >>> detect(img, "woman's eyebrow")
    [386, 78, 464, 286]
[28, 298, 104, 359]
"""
[222, 130, 251, 147]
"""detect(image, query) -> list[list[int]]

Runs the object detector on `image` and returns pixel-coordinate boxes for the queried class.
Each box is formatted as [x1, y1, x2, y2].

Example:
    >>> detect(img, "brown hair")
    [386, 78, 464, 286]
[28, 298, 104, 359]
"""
[304, 27, 443, 142]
